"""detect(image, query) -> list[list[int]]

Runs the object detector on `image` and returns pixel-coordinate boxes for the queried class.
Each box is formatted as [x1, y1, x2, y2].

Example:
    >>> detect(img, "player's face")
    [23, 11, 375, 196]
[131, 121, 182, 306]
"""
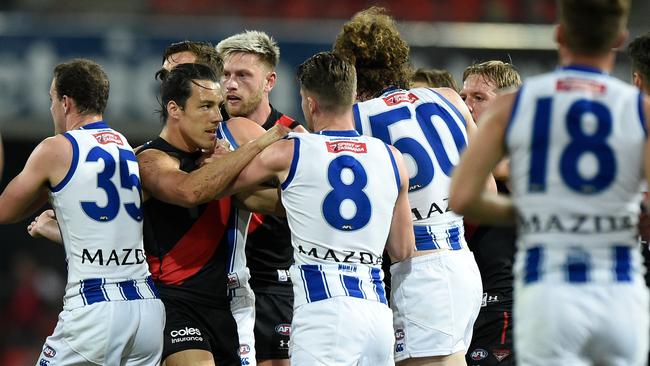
[460, 74, 498, 123]
[178, 79, 223, 150]
[222, 52, 270, 117]
[49, 78, 65, 134]
[163, 51, 197, 72]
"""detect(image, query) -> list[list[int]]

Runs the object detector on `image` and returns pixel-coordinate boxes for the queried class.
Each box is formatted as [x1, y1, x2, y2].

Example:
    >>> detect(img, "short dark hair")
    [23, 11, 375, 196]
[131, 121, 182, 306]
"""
[162, 40, 223, 74]
[628, 32, 650, 87]
[559, 0, 630, 55]
[53, 59, 109, 115]
[412, 68, 459, 91]
[297, 52, 356, 113]
[159, 63, 219, 123]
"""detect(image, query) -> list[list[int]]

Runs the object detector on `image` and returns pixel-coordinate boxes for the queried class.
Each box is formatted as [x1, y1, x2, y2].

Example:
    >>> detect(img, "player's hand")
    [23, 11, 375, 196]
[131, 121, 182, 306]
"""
[256, 124, 290, 149]
[27, 209, 56, 238]
[199, 139, 231, 166]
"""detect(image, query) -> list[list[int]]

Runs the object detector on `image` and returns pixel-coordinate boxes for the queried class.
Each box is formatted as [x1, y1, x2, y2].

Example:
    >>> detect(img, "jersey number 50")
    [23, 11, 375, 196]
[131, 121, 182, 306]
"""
[81, 147, 143, 222]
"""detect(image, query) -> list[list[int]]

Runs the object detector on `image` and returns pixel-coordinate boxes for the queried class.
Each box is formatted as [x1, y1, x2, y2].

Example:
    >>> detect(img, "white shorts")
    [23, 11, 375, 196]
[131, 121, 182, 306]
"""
[515, 279, 649, 366]
[290, 296, 394, 366]
[36, 299, 165, 365]
[391, 250, 482, 361]
[231, 291, 257, 366]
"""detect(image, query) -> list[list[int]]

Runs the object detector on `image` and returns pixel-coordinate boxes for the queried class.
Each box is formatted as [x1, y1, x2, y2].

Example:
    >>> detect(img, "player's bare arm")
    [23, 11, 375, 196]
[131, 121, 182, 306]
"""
[0, 136, 69, 223]
[138, 124, 288, 208]
[385, 146, 416, 262]
[227, 138, 294, 195]
[643, 95, 650, 207]
[449, 92, 517, 225]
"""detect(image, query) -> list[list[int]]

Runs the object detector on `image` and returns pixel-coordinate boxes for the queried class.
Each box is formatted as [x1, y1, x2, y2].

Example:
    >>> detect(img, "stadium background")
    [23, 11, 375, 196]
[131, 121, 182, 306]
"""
[0, 1, 647, 364]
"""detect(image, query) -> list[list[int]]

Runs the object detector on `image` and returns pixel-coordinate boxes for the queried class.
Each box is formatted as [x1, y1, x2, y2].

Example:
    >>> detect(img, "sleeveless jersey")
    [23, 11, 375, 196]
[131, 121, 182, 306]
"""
[506, 65, 647, 283]
[281, 131, 400, 307]
[50, 121, 157, 309]
[354, 87, 469, 251]
[138, 137, 231, 307]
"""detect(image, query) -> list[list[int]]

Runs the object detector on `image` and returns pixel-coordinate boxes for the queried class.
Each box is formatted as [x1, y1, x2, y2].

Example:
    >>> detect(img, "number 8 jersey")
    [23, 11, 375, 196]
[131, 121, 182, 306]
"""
[49, 122, 155, 310]
[282, 131, 400, 307]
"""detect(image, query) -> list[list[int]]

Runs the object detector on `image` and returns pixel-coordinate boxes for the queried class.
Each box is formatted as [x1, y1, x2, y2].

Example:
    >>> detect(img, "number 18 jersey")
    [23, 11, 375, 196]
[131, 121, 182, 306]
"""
[281, 131, 400, 307]
[354, 88, 469, 250]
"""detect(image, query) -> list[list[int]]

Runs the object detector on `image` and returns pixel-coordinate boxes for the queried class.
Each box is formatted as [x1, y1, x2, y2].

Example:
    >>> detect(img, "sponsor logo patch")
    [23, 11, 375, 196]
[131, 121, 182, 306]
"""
[470, 348, 488, 360]
[275, 323, 291, 336]
[492, 348, 511, 362]
[556, 78, 606, 94]
[228, 272, 240, 289]
[395, 343, 405, 353]
[239, 344, 250, 355]
[92, 131, 124, 145]
[279, 339, 290, 349]
[39, 359, 50, 366]
[394, 328, 405, 340]
[382, 92, 419, 106]
[326, 141, 367, 154]
[43, 345, 56, 358]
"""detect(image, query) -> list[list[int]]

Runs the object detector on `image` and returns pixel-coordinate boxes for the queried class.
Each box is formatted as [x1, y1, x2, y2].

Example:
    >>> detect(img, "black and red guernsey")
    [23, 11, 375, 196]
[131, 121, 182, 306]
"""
[138, 137, 231, 307]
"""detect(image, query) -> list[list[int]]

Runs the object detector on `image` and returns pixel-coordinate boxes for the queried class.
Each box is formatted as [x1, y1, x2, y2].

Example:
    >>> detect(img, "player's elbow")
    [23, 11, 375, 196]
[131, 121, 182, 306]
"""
[449, 183, 474, 216]
[391, 244, 414, 262]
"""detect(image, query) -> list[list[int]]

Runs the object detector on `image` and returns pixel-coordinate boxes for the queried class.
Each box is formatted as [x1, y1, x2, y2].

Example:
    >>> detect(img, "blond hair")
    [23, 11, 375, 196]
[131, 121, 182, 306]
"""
[216, 30, 280, 69]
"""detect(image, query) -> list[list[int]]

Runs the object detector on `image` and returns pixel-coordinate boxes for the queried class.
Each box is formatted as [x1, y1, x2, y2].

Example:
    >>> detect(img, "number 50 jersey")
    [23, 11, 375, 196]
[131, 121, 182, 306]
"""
[354, 88, 469, 250]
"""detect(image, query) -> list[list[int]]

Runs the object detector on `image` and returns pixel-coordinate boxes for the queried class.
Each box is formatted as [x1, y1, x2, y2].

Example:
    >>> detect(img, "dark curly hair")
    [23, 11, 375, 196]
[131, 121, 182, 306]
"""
[333, 7, 412, 100]
[53, 59, 109, 116]
[628, 32, 650, 91]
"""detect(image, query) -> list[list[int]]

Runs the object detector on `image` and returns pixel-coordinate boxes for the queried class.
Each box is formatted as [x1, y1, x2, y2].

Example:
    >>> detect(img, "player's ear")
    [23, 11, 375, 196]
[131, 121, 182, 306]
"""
[612, 29, 628, 51]
[264, 71, 277, 92]
[167, 101, 182, 119]
[554, 24, 564, 46]
[308, 96, 317, 115]
[633, 72, 642, 89]
[61, 95, 72, 115]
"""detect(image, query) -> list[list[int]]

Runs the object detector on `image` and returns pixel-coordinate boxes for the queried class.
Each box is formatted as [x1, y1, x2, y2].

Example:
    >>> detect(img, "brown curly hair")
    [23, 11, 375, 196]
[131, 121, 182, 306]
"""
[333, 7, 412, 100]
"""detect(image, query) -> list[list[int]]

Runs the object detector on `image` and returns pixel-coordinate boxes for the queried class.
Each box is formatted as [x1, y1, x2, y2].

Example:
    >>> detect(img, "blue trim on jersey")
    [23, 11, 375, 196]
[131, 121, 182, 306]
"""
[301, 265, 329, 302]
[79, 121, 110, 130]
[379, 86, 400, 97]
[51, 133, 80, 192]
[317, 130, 361, 137]
[413, 225, 439, 251]
[566, 250, 589, 283]
[280, 138, 300, 190]
[81, 278, 108, 305]
[146, 276, 160, 298]
[353, 104, 363, 134]
[341, 274, 365, 299]
[384, 144, 401, 192]
[504, 86, 524, 146]
[614, 246, 632, 282]
[561, 65, 606, 75]
[639, 92, 647, 137]
[430, 89, 465, 126]
[370, 267, 388, 304]
[523, 246, 542, 284]
[447, 226, 462, 250]
[221, 122, 239, 149]
[118, 280, 143, 300]
[226, 207, 239, 272]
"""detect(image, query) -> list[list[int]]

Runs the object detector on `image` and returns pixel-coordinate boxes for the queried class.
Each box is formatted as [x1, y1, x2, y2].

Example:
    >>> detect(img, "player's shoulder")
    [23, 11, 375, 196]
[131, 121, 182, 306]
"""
[224, 117, 266, 145]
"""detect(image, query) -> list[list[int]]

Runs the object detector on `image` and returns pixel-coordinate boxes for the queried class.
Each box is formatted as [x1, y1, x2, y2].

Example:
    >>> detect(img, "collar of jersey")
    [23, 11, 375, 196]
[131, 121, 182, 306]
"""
[560, 64, 607, 75]
[79, 121, 109, 130]
[378, 86, 400, 97]
[317, 130, 360, 137]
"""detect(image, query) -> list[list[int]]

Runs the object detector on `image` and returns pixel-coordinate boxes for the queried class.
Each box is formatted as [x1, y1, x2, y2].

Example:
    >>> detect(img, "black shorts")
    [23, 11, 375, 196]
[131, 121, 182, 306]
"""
[253, 290, 294, 359]
[162, 296, 240, 366]
[466, 310, 515, 366]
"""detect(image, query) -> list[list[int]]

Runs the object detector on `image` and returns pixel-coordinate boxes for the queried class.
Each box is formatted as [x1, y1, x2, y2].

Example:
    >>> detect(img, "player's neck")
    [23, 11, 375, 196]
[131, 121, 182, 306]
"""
[159, 124, 199, 153]
[559, 49, 616, 74]
[247, 98, 272, 127]
[313, 110, 355, 133]
[66, 114, 103, 131]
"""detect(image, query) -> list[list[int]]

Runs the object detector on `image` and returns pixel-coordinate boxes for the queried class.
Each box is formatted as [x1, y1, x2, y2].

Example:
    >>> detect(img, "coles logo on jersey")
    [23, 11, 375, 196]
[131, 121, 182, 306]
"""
[92, 131, 124, 145]
[43, 345, 56, 358]
[556, 78, 606, 94]
[382, 92, 419, 106]
[239, 344, 250, 355]
[470, 348, 488, 360]
[326, 141, 367, 154]
[275, 323, 291, 336]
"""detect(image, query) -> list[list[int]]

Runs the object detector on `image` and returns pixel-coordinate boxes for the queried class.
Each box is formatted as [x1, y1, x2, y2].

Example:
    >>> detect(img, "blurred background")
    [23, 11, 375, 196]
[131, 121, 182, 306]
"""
[0, 1, 648, 364]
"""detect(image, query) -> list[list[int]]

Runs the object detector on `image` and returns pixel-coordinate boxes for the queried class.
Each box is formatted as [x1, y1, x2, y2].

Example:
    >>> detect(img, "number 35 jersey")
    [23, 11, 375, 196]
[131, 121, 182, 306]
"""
[49, 122, 153, 308]
[281, 131, 400, 306]
[354, 88, 469, 250]
[506, 65, 647, 251]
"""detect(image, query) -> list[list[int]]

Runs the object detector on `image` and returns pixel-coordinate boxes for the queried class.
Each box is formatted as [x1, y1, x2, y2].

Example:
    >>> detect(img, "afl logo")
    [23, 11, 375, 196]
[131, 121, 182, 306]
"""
[274, 324, 291, 336]
[471, 349, 488, 360]
[43, 345, 56, 358]
[239, 344, 250, 355]
[394, 329, 405, 341]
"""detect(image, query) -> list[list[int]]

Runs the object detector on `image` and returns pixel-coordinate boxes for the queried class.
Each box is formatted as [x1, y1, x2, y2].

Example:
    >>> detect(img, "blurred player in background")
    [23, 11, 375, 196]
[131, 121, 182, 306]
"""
[335, 7, 486, 365]
[217, 30, 305, 366]
[412, 68, 459, 90]
[459, 60, 521, 366]
[451, 0, 650, 364]
[628, 32, 650, 95]
[2, 59, 165, 365]
[224, 50, 414, 366]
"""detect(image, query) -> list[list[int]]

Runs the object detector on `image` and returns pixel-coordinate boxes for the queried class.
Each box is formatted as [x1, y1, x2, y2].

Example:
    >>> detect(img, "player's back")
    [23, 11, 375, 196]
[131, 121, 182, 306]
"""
[50, 121, 155, 309]
[354, 88, 469, 251]
[507, 66, 647, 281]
[281, 131, 400, 307]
